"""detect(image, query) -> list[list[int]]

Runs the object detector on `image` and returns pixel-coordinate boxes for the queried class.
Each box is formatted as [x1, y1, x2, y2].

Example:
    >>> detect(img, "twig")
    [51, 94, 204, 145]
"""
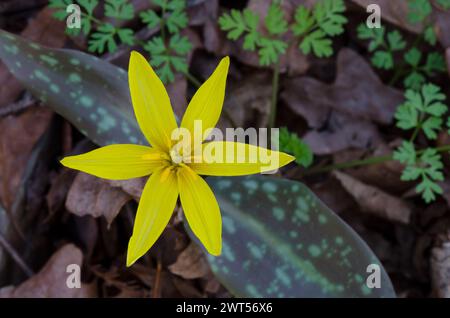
[152, 256, 162, 298]
[0, 232, 33, 278]
[0, 93, 35, 118]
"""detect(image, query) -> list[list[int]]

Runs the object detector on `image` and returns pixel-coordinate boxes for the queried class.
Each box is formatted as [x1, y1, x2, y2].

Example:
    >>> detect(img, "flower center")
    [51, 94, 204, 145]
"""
[170, 148, 184, 165]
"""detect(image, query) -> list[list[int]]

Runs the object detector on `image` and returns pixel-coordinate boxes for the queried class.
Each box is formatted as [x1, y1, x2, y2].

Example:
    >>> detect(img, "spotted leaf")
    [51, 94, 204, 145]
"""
[0, 30, 146, 146]
[195, 176, 396, 298]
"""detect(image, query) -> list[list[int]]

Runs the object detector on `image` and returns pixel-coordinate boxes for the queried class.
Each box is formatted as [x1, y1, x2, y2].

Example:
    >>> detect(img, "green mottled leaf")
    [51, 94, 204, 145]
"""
[0, 29, 145, 146]
[193, 176, 396, 298]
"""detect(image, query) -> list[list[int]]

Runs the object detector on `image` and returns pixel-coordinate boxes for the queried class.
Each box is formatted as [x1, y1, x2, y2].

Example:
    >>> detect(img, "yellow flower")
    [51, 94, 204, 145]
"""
[61, 51, 294, 266]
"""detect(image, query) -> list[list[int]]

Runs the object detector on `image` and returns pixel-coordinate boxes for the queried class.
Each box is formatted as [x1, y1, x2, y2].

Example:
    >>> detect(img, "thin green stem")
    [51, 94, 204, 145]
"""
[434, 144, 450, 153]
[303, 144, 450, 176]
[183, 71, 202, 88]
[268, 60, 280, 129]
[303, 154, 393, 176]
[160, 0, 167, 42]
[389, 67, 408, 86]
[81, 12, 103, 26]
[410, 124, 421, 142]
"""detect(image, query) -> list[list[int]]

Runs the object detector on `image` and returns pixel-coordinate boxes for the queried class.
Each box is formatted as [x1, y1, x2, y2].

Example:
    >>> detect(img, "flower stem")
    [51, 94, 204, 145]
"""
[160, 0, 167, 42]
[268, 60, 280, 129]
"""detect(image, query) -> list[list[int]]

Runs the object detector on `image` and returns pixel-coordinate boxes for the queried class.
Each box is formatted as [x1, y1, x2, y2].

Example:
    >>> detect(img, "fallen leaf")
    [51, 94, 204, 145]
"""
[302, 112, 382, 155]
[168, 242, 210, 279]
[46, 169, 77, 217]
[221, 71, 273, 128]
[333, 171, 411, 224]
[351, 0, 421, 33]
[167, 76, 188, 119]
[334, 142, 409, 194]
[431, 236, 450, 297]
[433, 11, 450, 48]
[0, 244, 96, 297]
[171, 276, 203, 297]
[107, 177, 146, 200]
[310, 178, 354, 215]
[66, 172, 131, 227]
[0, 106, 53, 210]
[282, 48, 403, 127]
[91, 265, 150, 298]
[188, 0, 219, 26]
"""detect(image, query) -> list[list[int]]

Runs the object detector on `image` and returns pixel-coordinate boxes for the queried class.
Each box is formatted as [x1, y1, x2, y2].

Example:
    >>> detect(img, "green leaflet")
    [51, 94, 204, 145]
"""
[201, 176, 395, 298]
[0, 29, 146, 146]
[0, 30, 395, 298]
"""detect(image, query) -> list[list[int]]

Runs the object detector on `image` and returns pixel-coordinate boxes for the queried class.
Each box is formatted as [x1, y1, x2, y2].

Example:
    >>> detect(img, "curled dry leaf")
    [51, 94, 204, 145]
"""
[0, 244, 96, 298]
[333, 171, 411, 224]
[168, 242, 211, 280]
[221, 72, 273, 128]
[431, 237, 450, 298]
[351, 0, 422, 33]
[302, 112, 382, 155]
[334, 142, 409, 194]
[107, 177, 146, 200]
[46, 169, 77, 217]
[66, 172, 131, 227]
[0, 106, 53, 210]
[282, 49, 403, 127]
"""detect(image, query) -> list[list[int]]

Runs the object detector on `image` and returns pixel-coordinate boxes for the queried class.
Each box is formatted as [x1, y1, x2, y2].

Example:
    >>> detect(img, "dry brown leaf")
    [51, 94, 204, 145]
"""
[282, 48, 403, 127]
[311, 178, 354, 215]
[172, 276, 203, 297]
[66, 172, 131, 227]
[107, 177, 146, 200]
[351, 0, 421, 33]
[221, 72, 272, 128]
[0, 244, 96, 298]
[431, 238, 450, 297]
[0, 106, 53, 210]
[333, 171, 411, 224]
[302, 112, 382, 155]
[334, 142, 409, 194]
[46, 169, 77, 217]
[167, 76, 188, 119]
[168, 242, 210, 279]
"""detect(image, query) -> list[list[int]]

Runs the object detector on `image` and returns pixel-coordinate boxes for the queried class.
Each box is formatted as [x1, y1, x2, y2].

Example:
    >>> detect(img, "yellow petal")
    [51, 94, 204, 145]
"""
[127, 167, 178, 266]
[180, 57, 230, 141]
[178, 166, 221, 256]
[188, 141, 295, 176]
[128, 51, 178, 151]
[60, 144, 167, 180]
